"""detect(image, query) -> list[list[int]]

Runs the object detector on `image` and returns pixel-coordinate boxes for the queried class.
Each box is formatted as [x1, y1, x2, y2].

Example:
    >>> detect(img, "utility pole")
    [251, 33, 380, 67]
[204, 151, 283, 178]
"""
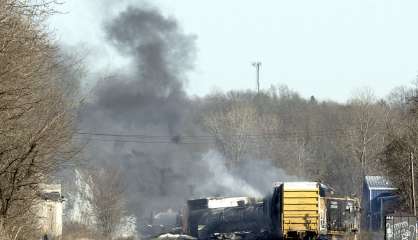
[411, 151, 416, 216]
[252, 62, 261, 93]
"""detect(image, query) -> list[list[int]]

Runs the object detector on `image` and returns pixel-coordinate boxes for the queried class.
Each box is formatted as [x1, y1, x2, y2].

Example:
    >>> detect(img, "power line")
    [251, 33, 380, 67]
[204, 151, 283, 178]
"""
[76, 122, 387, 139]
[76, 132, 182, 138]
[74, 125, 388, 145]
[73, 137, 205, 144]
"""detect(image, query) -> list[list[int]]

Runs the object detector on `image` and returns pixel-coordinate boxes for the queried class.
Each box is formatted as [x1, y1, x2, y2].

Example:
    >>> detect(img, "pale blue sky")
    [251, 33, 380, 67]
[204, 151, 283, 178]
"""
[49, 0, 418, 102]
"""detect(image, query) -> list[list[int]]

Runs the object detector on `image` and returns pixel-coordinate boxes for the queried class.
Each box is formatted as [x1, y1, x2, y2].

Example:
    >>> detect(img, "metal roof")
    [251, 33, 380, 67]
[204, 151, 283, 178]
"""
[365, 176, 397, 190]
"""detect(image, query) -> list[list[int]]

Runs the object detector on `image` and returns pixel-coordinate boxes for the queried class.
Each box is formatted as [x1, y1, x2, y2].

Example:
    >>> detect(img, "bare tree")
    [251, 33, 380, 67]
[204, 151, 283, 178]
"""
[382, 86, 418, 213]
[202, 100, 258, 168]
[85, 167, 126, 239]
[0, 0, 79, 238]
[346, 88, 387, 175]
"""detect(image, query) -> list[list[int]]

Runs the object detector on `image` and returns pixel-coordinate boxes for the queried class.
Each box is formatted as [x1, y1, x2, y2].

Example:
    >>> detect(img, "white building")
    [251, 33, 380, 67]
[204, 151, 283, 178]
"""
[38, 184, 63, 240]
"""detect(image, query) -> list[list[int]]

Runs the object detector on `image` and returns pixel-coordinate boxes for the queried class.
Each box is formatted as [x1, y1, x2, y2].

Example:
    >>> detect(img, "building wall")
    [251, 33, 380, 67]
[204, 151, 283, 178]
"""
[39, 201, 63, 239]
[38, 184, 63, 240]
[362, 182, 398, 232]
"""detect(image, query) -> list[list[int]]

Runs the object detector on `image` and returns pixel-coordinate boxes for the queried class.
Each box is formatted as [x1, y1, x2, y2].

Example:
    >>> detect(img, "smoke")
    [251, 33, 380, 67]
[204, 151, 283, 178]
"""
[75, 4, 296, 229]
[198, 151, 262, 198]
[85, 6, 195, 131]
[196, 150, 299, 198]
[78, 5, 200, 220]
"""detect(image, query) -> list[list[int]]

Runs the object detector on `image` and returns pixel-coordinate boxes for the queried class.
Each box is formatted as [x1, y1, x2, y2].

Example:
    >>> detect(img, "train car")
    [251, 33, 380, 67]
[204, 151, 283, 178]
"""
[184, 197, 264, 238]
[324, 197, 360, 240]
[195, 202, 267, 239]
[182, 182, 361, 240]
[270, 182, 324, 239]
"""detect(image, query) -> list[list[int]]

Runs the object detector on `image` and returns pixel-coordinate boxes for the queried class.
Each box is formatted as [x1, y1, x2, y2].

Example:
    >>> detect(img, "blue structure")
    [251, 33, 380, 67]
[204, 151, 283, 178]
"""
[362, 176, 399, 231]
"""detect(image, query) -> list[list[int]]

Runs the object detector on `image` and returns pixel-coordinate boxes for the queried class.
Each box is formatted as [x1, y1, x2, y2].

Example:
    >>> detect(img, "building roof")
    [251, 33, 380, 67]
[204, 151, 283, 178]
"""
[38, 184, 63, 202]
[39, 184, 61, 193]
[40, 191, 62, 201]
[365, 176, 397, 190]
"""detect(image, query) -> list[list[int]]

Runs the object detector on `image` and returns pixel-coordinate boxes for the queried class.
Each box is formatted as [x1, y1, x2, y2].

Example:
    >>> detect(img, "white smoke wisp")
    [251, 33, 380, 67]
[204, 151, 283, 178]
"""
[198, 150, 263, 198]
[195, 150, 300, 199]
[64, 169, 94, 225]
[233, 156, 300, 194]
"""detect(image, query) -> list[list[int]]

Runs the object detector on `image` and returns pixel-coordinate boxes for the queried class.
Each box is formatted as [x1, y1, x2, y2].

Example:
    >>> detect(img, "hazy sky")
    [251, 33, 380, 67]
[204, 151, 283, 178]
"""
[49, 0, 418, 102]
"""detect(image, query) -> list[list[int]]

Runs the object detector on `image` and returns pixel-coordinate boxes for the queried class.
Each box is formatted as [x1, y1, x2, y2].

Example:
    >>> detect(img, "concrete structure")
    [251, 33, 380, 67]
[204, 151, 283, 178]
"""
[38, 184, 63, 240]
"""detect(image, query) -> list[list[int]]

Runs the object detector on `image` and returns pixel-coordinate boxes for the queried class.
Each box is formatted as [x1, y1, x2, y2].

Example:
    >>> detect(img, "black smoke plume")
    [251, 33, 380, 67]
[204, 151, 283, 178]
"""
[78, 5, 198, 217]
[75, 5, 296, 229]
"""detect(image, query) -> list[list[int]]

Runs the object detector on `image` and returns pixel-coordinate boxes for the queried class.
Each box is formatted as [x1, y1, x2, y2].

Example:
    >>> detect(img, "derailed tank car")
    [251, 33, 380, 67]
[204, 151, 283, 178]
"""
[183, 197, 267, 238]
[183, 182, 360, 240]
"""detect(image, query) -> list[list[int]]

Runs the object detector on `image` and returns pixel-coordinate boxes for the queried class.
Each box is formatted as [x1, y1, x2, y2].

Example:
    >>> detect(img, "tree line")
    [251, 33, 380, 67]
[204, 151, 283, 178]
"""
[198, 85, 418, 200]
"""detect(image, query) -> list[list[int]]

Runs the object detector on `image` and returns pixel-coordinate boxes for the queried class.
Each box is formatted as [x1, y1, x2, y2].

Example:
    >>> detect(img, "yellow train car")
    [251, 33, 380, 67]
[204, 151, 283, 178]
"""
[271, 182, 326, 239]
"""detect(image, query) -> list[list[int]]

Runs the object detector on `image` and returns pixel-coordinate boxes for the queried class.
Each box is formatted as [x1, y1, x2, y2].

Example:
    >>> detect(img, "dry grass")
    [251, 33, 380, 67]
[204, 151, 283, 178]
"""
[62, 222, 97, 240]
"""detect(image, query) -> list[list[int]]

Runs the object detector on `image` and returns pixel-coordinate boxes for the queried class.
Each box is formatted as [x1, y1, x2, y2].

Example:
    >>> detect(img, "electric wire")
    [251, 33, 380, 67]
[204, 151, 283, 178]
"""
[74, 124, 388, 145]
